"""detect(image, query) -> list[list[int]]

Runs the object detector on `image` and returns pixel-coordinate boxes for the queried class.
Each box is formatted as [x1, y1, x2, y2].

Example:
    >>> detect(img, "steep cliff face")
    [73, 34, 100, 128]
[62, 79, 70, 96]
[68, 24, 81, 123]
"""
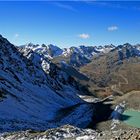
[0, 35, 94, 132]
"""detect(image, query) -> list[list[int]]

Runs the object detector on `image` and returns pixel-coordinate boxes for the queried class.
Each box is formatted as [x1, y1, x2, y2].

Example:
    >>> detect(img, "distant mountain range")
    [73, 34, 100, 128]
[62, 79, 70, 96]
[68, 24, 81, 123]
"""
[20, 43, 116, 66]
[20, 43, 140, 67]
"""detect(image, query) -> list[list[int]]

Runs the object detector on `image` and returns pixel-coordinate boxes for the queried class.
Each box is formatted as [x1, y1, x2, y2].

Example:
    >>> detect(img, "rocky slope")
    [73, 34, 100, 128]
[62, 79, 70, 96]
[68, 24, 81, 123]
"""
[80, 43, 140, 96]
[0, 35, 94, 132]
[0, 125, 140, 140]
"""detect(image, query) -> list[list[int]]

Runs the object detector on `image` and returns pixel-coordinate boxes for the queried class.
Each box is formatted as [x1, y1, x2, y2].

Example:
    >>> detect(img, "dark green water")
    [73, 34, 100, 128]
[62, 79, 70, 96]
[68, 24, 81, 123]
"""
[122, 110, 140, 128]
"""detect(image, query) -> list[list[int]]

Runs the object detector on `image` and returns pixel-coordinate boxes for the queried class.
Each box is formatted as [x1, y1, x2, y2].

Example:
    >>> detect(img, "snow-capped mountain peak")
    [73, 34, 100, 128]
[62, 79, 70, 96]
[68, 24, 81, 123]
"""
[20, 42, 140, 68]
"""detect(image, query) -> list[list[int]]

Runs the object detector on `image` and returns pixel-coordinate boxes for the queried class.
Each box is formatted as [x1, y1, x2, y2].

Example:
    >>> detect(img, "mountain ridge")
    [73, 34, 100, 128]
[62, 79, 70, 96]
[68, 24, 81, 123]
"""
[0, 34, 94, 132]
[20, 42, 140, 67]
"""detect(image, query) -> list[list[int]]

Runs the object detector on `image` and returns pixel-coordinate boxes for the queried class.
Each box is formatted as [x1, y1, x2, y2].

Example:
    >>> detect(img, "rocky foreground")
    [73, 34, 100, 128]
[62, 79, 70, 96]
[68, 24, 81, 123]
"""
[0, 125, 140, 140]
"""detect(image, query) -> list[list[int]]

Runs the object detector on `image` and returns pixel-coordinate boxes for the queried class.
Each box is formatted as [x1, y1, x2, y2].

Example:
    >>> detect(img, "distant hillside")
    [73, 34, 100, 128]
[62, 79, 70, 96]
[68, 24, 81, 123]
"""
[80, 43, 140, 97]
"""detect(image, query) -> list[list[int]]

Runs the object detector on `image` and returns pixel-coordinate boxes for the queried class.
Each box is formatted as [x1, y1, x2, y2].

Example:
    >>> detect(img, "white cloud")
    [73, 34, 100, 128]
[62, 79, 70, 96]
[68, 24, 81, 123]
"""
[14, 33, 19, 38]
[108, 26, 118, 31]
[78, 33, 90, 39]
[52, 2, 77, 12]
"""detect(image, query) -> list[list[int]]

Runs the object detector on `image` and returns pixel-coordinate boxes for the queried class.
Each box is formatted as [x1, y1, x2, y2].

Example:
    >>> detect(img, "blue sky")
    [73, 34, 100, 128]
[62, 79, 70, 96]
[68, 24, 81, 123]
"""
[0, 1, 140, 48]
